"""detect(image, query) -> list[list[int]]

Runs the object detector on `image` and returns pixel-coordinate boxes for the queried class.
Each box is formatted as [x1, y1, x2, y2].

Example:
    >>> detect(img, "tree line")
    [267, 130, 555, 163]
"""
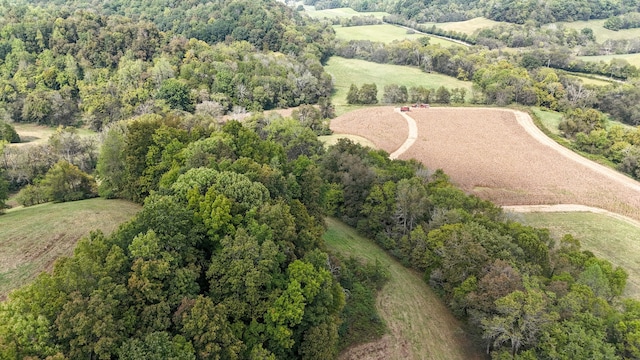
[3, 0, 640, 358]
[346, 83, 465, 105]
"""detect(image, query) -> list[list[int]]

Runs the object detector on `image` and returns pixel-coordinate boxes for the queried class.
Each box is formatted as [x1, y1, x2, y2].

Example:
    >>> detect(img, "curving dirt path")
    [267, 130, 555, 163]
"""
[510, 110, 640, 195]
[390, 108, 419, 159]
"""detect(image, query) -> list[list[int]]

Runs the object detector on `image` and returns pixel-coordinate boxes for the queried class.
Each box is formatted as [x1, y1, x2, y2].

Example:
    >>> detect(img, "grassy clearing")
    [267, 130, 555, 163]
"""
[334, 24, 460, 47]
[564, 73, 615, 86]
[0, 198, 141, 299]
[532, 107, 564, 135]
[324, 217, 483, 360]
[10, 123, 97, 147]
[334, 24, 428, 43]
[551, 19, 640, 42]
[319, 134, 377, 149]
[577, 53, 640, 68]
[532, 106, 633, 136]
[303, 6, 389, 20]
[325, 56, 472, 110]
[423, 17, 504, 35]
[515, 212, 640, 299]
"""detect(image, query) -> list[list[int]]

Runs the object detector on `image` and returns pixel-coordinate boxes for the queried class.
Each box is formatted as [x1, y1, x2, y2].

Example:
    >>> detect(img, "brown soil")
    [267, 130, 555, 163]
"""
[331, 107, 640, 221]
[329, 107, 408, 153]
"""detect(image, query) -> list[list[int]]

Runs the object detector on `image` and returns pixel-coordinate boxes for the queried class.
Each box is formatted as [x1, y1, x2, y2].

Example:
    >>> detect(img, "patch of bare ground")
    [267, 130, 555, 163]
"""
[330, 107, 408, 153]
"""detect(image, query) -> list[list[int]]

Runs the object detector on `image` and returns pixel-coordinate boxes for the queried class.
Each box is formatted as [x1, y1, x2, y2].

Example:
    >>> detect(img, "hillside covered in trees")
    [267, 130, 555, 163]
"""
[0, 0, 334, 130]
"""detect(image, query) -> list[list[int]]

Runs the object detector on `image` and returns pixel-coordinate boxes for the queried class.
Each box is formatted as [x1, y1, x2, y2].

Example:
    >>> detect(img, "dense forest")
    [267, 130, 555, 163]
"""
[0, 0, 334, 131]
[3, 0, 640, 358]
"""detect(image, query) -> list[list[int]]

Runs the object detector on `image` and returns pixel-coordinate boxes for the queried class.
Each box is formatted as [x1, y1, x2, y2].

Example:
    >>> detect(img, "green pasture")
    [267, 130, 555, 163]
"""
[0, 198, 141, 299]
[325, 56, 472, 109]
[577, 53, 640, 68]
[334, 24, 461, 47]
[515, 211, 640, 299]
[564, 73, 616, 86]
[532, 105, 635, 136]
[324, 217, 482, 359]
[551, 19, 640, 43]
[11, 123, 97, 147]
[303, 6, 389, 19]
[532, 107, 564, 135]
[423, 17, 504, 35]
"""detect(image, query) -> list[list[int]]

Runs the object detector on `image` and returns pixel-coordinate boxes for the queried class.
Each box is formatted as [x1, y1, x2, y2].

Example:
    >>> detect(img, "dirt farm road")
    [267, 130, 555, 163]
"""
[390, 108, 418, 159]
[510, 109, 640, 195]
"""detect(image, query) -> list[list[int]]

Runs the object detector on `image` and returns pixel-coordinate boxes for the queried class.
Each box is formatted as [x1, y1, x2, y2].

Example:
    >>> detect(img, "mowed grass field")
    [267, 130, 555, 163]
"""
[324, 217, 483, 360]
[0, 198, 141, 299]
[532, 107, 564, 135]
[11, 122, 97, 147]
[325, 57, 472, 110]
[577, 53, 640, 68]
[551, 19, 640, 42]
[334, 24, 461, 47]
[564, 73, 616, 86]
[422, 17, 504, 35]
[516, 211, 640, 299]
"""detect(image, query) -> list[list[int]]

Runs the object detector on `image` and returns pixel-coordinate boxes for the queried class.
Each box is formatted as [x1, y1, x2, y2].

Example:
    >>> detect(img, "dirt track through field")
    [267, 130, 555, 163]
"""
[390, 108, 418, 159]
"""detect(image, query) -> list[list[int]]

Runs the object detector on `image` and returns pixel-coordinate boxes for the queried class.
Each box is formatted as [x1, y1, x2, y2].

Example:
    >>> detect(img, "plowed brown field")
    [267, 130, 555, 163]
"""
[329, 107, 408, 153]
[331, 106, 640, 221]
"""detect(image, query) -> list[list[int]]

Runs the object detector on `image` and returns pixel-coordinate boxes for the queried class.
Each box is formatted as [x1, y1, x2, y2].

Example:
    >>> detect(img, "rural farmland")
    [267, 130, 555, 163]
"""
[330, 107, 640, 221]
[334, 24, 461, 47]
[325, 57, 472, 111]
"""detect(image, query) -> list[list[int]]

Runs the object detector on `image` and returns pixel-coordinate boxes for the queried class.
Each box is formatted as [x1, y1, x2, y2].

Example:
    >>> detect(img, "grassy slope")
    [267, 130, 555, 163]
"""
[324, 217, 483, 360]
[532, 107, 564, 135]
[516, 212, 640, 299]
[0, 198, 141, 299]
[334, 24, 460, 47]
[11, 123, 97, 147]
[577, 53, 640, 68]
[423, 17, 504, 35]
[325, 57, 472, 110]
[318, 134, 377, 149]
[552, 19, 640, 42]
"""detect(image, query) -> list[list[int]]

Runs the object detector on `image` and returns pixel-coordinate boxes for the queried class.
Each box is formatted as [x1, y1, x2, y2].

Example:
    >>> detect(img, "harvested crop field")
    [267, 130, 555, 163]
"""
[329, 107, 407, 153]
[331, 107, 640, 221]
